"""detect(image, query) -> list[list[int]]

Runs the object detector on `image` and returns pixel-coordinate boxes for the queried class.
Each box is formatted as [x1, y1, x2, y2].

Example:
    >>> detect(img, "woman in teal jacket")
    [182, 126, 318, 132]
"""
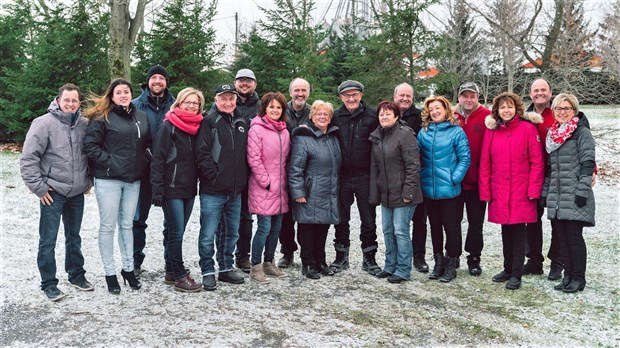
[417, 96, 471, 283]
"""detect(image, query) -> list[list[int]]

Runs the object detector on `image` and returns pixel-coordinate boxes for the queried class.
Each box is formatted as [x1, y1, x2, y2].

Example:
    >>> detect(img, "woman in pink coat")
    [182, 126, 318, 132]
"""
[479, 92, 544, 290]
[247, 92, 291, 284]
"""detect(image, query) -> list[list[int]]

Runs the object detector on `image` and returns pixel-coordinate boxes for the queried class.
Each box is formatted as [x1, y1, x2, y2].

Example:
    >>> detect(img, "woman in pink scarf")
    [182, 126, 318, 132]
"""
[151, 87, 204, 292]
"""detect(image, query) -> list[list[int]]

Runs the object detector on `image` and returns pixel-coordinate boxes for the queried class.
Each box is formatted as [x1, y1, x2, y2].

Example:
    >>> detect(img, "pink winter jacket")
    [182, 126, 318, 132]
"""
[479, 115, 544, 225]
[247, 116, 291, 216]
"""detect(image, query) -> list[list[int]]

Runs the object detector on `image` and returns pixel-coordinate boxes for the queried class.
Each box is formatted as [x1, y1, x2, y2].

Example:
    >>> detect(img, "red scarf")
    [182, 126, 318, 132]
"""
[549, 116, 579, 145]
[164, 107, 203, 135]
[263, 115, 287, 131]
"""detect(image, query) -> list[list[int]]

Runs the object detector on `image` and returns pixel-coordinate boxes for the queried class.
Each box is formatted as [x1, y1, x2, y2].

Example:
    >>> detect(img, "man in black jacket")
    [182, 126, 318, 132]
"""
[196, 84, 249, 290]
[330, 80, 381, 276]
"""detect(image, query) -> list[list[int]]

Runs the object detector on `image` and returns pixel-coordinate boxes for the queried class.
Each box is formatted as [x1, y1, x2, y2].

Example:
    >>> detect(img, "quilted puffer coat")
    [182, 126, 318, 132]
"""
[247, 116, 291, 216]
[542, 113, 595, 227]
[479, 115, 544, 224]
[417, 121, 471, 199]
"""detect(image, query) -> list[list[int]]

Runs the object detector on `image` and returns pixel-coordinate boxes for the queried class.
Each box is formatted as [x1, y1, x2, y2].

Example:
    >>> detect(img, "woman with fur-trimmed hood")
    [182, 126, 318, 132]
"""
[479, 92, 544, 290]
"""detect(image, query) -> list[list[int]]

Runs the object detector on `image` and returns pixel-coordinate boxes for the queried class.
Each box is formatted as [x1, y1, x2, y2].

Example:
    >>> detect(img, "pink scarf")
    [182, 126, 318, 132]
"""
[164, 107, 203, 135]
[545, 116, 579, 153]
[263, 115, 287, 131]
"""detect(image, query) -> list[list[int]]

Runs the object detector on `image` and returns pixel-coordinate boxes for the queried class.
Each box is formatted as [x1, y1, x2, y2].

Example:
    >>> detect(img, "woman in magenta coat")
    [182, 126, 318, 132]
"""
[247, 92, 291, 284]
[479, 92, 544, 290]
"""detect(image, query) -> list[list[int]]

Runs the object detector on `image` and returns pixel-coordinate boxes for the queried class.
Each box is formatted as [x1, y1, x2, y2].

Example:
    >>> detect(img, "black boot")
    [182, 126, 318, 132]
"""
[440, 257, 458, 283]
[554, 276, 571, 291]
[413, 257, 429, 273]
[428, 253, 445, 280]
[121, 269, 142, 290]
[548, 262, 563, 281]
[362, 248, 381, 276]
[467, 256, 482, 276]
[302, 263, 320, 280]
[329, 244, 349, 273]
[105, 275, 121, 295]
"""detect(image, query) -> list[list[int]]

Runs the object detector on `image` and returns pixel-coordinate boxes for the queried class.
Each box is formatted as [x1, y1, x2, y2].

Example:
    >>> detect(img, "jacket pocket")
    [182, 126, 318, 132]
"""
[304, 176, 313, 198]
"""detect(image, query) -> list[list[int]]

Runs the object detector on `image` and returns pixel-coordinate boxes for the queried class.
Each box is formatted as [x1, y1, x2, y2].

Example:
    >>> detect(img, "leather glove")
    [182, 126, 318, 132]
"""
[539, 196, 546, 208]
[152, 195, 163, 207]
[575, 195, 587, 208]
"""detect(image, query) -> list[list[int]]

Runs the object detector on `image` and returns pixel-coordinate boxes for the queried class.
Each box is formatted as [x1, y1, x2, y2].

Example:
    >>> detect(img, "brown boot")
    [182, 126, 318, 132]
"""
[263, 261, 287, 278]
[250, 264, 270, 284]
[174, 274, 202, 293]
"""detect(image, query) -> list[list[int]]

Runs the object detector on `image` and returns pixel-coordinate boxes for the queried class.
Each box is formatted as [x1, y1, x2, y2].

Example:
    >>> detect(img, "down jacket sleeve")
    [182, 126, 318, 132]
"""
[20, 117, 51, 197]
[196, 117, 218, 183]
[83, 118, 110, 172]
[452, 127, 471, 185]
[368, 143, 380, 205]
[576, 128, 596, 198]
[401, 130, 420, 201]
[526, 126, 545, 199]
[150, 121, 173, 198]
[247, 126, 270, 189]
[478, 130, 493, 202]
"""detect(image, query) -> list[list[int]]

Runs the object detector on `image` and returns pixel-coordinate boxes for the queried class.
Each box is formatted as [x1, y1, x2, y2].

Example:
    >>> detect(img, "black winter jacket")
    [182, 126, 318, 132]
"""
[400, 105, 422, 135]
[196, 108, 249, 195]
[288, 122, 341, 225]
[369, 121, 423, 208]
[235, 91, 261, 121]
[332, 100, 378, 176]
[151, 121, 198, 200]
[84, 105, 151, 183]
[285, 101, 310, 135]
[133, 86, 175, 141]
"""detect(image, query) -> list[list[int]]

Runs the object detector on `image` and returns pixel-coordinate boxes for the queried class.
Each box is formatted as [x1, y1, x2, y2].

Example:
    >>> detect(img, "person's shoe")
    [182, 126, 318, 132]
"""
[174, 274, 202, 293]
[202, 275, 217, 291]
[235, 259, 252, 273]
[374, 270, 392, 279]
[362, 251, 382, 276]
[70, 278, 94, 291]
[42, 286, 66, 302]
[105, 275, 121, 295]
[467, 256, 482, 276]
[547, 263, 563, 281]
[164, 272, 174, 285]
[250, 264, 270, 284]
[505, 276, 522, 290]
[121, 269, 142, 290]
[563, 279, 586, 293]
[522, 260, 544, 275]
[263, 261, 287, 278]
[554, 276, 572, 291]
[413, 257, 429, 273]
[319, 263, 335, 276]
[277, 254, 294, 268]
[387, 275, 406, 284]
[301, 264, 320, 280]
[133, 265, 143, 278]
[492, 271, 511, 283]
[428, 253, 445, 280]
[439, 257, 458, 283]
[329, 244, 349, 273]
[218, 270, 245, 284]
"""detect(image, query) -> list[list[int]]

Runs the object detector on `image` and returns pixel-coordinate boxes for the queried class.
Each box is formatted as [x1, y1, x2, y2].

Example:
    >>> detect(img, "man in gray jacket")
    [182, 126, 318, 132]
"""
[20, 83, 93, 302]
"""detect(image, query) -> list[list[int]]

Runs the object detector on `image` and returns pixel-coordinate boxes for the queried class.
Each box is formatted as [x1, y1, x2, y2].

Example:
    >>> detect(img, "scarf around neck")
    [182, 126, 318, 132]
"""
[546, 116, 579, 153]
[263, 115, 287, 131]
[164, 107, 203, 135]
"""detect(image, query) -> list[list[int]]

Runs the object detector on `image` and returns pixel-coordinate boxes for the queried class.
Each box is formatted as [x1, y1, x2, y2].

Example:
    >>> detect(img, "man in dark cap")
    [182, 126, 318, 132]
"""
[132, 64, 175, 278]
[329, 80, 381, 276]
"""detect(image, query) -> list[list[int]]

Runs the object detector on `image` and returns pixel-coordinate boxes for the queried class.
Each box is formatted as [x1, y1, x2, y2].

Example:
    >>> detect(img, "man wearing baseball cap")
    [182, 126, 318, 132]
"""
[132, 64, 175, 278]
[196, 84, 249, 290]
[329, 80, 381, 276]
[454, 82, 491, 276]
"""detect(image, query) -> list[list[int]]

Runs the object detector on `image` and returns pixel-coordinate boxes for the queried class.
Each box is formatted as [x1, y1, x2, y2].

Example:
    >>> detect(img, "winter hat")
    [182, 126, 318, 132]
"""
[215, 84, 238, 96]
[147, 64, 169, 83]
[338, 80, 364, 94]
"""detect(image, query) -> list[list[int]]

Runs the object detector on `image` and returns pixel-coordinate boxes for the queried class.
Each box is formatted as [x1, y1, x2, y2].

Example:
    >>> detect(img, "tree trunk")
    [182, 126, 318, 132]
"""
[108, 0, 148, 80]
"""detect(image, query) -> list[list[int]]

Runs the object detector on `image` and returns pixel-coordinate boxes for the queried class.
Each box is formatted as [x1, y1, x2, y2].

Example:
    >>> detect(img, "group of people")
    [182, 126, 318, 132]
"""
[20, 63, 596, 301]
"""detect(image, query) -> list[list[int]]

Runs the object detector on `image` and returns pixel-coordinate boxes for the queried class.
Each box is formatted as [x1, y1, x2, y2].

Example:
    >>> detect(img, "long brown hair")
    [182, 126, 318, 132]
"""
[84, 78, 133, 122]
[491, 92, 525, 120]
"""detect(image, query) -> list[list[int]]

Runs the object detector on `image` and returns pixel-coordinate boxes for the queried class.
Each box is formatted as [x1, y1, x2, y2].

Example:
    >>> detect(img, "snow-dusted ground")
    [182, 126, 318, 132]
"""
[1, 107, 618, 347]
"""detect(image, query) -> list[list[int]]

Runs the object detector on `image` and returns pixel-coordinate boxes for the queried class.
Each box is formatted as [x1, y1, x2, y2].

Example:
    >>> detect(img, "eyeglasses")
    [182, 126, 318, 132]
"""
[183, 101, 200, 107]
[553, 107, 574, 113]
[341, 92, 361, 99]
[236, 78, 254, 83]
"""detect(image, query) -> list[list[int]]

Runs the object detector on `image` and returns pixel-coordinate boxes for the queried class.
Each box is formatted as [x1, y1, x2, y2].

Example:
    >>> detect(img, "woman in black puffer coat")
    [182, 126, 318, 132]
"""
[288, 100, 341, 279]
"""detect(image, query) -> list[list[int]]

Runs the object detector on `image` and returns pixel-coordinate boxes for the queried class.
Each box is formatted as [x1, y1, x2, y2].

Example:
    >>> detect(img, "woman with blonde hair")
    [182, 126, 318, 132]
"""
[417, 95, 470, 283]
[151, 87, 204, 292]
[83, 78, 150, 294]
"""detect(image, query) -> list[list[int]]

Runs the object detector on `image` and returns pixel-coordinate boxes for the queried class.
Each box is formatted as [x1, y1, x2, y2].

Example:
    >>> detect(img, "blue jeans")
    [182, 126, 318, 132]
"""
[95, 178, 140, 276]
[251, 214, 284, 265]
[381, 204, 415, 280]
[38, 191, 86, 290]
[199, 194, 241, 275]
[163, 198, 195, 279]
[132, 177, 169, 268]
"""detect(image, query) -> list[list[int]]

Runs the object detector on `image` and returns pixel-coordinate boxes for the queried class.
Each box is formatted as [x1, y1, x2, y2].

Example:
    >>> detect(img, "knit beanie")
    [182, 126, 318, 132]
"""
[147, 65, 169, 83]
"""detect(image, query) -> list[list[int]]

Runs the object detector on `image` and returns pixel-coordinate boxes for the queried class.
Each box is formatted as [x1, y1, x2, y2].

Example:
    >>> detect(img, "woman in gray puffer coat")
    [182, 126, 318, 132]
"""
[542, 93, 595, 294]
[288, 100, 341, 279]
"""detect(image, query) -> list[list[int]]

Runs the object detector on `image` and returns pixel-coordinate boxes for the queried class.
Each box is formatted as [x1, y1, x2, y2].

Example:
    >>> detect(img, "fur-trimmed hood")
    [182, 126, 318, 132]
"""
[485, 112, 543, 129]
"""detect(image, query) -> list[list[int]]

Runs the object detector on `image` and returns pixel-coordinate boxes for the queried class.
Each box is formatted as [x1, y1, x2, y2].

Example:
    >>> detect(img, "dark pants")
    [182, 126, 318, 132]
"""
[278, 197, 298, 255]
[298, 223, 329, 267]
[501, 223, 527, 279]
[552, 219, 587, 282]
[425, 196, 464, 257]
[526, 205, 562, 266]
[162, 198, 194, 280]
[38, 192, 86, 290]
[462, 189, 487, 259]
[133, 177, 168, 268]
[411, 202, 428, 260]
[234, 187, 253, 263]
[334, 174, 377, 250]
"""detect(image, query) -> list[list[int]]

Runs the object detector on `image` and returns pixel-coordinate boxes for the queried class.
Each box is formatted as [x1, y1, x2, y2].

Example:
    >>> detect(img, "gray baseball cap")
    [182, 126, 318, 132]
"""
[235, 69, 256, 80]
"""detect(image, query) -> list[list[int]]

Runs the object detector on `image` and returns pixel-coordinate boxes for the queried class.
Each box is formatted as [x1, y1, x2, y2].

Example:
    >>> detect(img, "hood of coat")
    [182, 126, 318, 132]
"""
[485, 111, 543, 130]
[292, 121, 338, 138]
